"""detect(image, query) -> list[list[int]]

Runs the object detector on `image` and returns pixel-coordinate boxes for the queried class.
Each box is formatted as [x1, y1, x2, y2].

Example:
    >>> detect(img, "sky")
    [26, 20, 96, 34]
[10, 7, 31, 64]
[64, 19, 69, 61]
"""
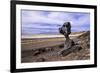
[21, 10, 90, 35]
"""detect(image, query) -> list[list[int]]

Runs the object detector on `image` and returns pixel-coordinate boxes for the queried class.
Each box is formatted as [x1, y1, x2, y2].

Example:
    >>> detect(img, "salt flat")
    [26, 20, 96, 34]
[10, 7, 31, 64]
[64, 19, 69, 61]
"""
[21, 32, 84, 39]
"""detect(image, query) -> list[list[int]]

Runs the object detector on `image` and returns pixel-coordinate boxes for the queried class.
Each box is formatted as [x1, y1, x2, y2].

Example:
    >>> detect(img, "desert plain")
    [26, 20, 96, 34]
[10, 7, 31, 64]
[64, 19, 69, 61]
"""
[21, 31, 90, 63]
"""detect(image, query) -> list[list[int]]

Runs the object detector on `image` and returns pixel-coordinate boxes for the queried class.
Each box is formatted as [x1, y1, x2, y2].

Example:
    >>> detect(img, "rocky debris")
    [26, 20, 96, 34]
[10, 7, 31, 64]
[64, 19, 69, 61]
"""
[32, 48, 46, 56]
[32, 47, 55, 56]
[80, 31, 90, 49]
[45, 47, 54, 52]
[72, 45, 82, 52]
[75, 31, 90, 49]
[59, 45, 82, 56]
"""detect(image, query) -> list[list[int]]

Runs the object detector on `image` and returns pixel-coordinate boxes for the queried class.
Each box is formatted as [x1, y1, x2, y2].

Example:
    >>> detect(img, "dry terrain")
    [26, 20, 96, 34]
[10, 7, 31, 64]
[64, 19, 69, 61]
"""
[21, 31, 90, 63]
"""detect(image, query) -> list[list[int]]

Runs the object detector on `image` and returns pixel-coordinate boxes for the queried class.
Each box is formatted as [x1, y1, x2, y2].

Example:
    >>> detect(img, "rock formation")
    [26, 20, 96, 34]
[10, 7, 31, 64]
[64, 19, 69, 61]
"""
[59, 22, 82, 56]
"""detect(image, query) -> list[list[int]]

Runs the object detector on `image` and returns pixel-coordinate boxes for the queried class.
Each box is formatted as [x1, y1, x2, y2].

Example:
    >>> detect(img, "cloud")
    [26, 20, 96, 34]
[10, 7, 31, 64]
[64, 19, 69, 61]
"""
[21, 10, 90, 35]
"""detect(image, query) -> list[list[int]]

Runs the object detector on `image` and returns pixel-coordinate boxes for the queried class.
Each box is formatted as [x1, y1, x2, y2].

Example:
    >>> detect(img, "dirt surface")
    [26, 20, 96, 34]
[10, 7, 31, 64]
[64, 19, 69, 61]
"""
[21, 31, 90, 63]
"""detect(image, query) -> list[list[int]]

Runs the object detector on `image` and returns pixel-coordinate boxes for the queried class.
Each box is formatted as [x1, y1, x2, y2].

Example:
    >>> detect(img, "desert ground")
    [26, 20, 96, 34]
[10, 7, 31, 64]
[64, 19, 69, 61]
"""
[21, 31, 90, 63]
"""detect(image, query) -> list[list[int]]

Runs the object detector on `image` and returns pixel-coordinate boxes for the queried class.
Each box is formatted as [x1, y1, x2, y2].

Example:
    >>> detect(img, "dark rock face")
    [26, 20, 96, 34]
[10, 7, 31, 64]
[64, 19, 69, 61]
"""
[59, 22, 71, 38]
[59, 22, 82, 56]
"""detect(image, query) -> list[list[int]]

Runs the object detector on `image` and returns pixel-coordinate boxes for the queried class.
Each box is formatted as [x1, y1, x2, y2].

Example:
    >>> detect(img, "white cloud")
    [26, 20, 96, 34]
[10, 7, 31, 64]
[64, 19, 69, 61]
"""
[22, 10, 64, 26]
